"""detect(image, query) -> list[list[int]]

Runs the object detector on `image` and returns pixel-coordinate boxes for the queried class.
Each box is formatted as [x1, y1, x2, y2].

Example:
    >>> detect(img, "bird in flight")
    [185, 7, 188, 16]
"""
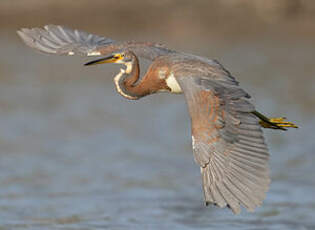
[18, 25, 297, 214]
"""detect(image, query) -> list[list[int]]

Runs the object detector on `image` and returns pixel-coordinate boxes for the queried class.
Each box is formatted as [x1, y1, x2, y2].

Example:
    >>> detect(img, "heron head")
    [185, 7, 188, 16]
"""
[84, 51, 134, 66]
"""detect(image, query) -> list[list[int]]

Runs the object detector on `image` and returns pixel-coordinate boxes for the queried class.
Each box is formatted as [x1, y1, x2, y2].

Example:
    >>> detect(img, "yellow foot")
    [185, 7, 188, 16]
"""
[259, 117, 298, 130]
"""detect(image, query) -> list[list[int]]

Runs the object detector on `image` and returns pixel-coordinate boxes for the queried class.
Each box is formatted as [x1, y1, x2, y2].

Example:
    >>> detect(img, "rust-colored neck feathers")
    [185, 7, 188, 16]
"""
[116, 52, 170, 100]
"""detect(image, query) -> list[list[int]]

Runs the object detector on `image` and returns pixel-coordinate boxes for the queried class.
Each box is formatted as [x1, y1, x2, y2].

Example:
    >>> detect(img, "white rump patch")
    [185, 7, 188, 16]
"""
[68, 51, 74, 55]
[166, 73, 182, 93]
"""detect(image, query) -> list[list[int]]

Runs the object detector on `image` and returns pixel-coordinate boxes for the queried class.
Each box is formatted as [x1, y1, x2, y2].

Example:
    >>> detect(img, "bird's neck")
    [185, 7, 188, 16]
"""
[114, 57, 172, 100]
[123, 60, 140, 88]
[114, 58, 149, 100]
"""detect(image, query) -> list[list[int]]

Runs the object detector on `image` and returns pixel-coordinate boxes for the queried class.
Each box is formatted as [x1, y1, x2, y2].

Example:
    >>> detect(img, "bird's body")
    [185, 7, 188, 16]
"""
[18, 25, 297, 214]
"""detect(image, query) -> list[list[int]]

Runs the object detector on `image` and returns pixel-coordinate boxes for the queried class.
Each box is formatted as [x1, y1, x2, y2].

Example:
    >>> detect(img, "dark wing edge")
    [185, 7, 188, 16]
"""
[17, 25, 174, 60]
[176, 71, 270, 214]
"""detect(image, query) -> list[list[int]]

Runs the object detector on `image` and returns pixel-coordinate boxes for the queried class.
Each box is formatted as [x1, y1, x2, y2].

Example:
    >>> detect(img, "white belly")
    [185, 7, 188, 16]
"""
[166, 73, 182, 93]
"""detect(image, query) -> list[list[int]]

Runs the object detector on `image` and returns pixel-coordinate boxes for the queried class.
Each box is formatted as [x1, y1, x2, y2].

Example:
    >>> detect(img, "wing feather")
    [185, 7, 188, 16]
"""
[17, 25, 113, 56]
[176, 68, 270, 214]
[17, 25, 174, 60]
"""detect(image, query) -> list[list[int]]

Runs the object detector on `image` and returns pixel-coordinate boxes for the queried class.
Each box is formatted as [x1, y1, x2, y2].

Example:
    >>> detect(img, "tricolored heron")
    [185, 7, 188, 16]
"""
[17, 25, 297, 214]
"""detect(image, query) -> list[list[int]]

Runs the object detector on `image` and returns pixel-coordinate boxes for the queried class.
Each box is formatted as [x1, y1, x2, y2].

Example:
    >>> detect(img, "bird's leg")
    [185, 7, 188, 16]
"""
[252, 111, 298, 130]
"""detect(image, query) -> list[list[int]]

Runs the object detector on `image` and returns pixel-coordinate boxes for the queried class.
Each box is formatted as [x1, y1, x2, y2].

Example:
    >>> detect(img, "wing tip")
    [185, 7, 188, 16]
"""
[202, 162, 269, 215]
[205, 198, 264, 214]
[17, 28, 36, 49]
[205, 200, 243, 214]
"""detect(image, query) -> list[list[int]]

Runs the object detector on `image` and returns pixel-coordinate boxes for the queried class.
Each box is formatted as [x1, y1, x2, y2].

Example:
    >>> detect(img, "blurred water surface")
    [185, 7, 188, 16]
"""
[1, 1, 315, 229]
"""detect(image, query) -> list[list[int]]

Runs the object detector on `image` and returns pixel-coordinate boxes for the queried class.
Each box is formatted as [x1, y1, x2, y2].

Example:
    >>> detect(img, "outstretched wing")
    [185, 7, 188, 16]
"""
[176, 68, 270, 214]
[17, 25, 174, 60]
[17, 25, 114, 56]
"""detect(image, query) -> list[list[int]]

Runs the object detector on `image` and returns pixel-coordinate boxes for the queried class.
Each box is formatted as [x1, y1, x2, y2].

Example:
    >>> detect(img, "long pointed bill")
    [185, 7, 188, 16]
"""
[84, 54, 122, 66]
